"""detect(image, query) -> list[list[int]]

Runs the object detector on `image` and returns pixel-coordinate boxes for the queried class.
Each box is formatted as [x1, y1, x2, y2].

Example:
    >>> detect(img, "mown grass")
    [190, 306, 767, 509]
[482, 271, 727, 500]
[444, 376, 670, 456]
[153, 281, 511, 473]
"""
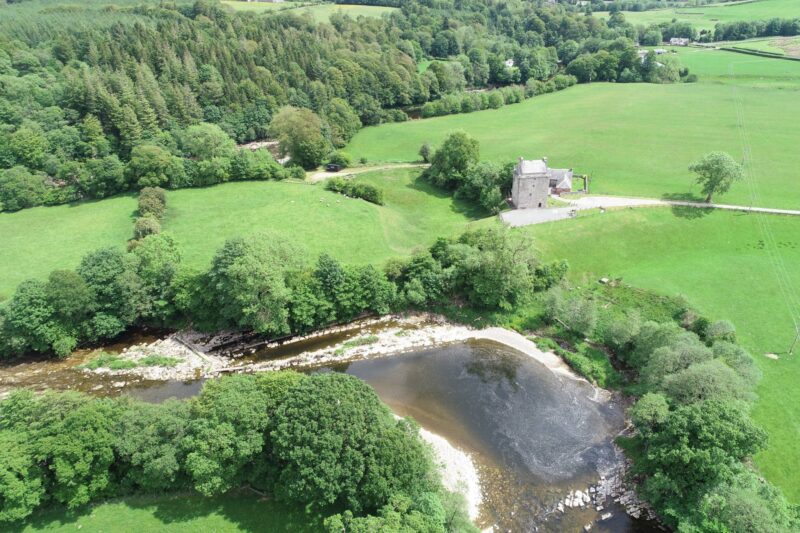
[346, 49, 800, 209]
[522, 207, 800, 502]
[620, 0, 800, 31]
[0, 169, 491, 301]
[13, 492, 323, 533]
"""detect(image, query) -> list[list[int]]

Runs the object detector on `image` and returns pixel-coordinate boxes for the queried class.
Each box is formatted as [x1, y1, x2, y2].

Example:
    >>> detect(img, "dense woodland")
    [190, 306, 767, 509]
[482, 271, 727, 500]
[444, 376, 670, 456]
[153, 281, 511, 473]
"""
[0, 0, 691, 212]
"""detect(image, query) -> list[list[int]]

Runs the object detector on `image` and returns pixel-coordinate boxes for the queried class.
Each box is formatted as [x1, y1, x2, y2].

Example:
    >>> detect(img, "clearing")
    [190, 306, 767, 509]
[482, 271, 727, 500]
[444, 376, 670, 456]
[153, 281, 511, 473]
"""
[347, 48, 800, 209]
[523, 207, 800, 502]
[0, 168, 489, 301]
[221, 1, 397, 22]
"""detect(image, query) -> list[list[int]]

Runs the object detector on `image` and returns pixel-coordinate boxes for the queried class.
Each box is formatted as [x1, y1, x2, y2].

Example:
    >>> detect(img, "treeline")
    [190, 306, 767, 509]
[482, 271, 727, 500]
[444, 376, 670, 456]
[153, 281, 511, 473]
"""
[713, 18, 800, 42]
[0, 371, 475, 531]
[0, 227, 567, 358]
[420, 75, 577, 119]
[0, 0, 688, 212]
[541, 286, 800, 532]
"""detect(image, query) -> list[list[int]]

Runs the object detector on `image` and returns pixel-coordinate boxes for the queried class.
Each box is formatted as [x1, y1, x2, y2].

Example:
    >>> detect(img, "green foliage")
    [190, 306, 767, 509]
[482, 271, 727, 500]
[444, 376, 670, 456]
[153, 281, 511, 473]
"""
[326, 151, 352, 168]
[137, 187, 166, 219]
[689, 151, 744, 203]
[325, 177, 384, 205]
[132, 215, 161, 240]
[270, 107, 330, 170]
[207, 233, 305, 335]
[79, 353, 138, 370]
[0, 430, 44, 523]
[271, 373, 435, 512]
[425, 132, 480, 190]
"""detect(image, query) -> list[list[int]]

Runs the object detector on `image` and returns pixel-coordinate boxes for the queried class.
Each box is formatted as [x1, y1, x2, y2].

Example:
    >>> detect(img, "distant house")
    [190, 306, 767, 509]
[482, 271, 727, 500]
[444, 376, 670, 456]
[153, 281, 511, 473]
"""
[510, 157, 573, 209]
[504, 58, 515, 68]
[669, 37, 690, 46]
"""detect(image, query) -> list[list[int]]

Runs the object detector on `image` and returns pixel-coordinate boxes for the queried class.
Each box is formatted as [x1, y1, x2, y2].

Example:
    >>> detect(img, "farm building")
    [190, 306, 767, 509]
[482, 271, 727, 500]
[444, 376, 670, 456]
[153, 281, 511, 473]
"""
[669, 37, 690, 46]
[510, 157, 573, 209]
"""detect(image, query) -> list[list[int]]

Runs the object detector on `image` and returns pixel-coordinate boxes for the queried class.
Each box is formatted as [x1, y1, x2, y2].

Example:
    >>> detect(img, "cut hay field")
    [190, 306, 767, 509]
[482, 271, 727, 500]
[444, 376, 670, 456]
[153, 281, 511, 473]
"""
[0, 169, 489, 302]
[524, 207, 800, 501]
[221, 0, 397, 21]
[346, 48, 800, 209]
[620, 0, 800, 31]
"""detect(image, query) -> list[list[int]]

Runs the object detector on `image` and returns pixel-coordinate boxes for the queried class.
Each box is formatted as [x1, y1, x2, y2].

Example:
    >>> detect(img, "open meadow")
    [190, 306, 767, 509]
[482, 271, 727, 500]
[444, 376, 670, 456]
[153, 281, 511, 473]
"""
[221, 0, 397, 21]
[346, 48, 800, 209]
[620, 0, 800, 31]
[0, 169, 489, 301]
[524, 207, 800, 501]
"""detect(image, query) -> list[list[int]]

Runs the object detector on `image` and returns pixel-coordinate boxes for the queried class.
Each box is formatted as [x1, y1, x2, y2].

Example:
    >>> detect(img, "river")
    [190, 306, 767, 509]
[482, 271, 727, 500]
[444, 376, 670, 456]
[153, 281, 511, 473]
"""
[0, 334, 660, 532]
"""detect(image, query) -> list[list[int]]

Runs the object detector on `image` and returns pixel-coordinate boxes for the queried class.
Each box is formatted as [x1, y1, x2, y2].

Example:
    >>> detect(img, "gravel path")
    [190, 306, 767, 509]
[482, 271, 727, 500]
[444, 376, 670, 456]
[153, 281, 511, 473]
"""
[500, 195, 800, 227]
[308, 162, 427, 182]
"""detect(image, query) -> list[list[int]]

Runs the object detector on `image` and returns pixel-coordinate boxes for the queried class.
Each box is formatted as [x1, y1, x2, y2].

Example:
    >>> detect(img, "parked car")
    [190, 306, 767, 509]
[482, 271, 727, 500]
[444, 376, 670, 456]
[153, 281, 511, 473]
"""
[325, 163, 342, 172]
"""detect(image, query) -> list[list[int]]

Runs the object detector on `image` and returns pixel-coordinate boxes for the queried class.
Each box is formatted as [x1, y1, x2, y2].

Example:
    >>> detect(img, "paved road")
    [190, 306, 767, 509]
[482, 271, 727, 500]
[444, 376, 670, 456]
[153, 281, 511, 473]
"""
[500, 195, 800, 227]
[308, 163, 427, 183]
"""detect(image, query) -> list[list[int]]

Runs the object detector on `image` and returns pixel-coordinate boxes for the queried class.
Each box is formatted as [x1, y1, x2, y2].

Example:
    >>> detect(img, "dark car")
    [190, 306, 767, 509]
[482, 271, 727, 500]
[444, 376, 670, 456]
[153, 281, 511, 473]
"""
[325, 163, 342, 172]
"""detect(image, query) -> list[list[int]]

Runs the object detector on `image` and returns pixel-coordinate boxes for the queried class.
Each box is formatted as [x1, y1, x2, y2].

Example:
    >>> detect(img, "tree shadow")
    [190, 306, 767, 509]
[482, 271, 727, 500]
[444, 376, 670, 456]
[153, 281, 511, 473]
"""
[16, 491, 327, 533]
[406, 175, 490, 220]
[661, 192, 711, 220]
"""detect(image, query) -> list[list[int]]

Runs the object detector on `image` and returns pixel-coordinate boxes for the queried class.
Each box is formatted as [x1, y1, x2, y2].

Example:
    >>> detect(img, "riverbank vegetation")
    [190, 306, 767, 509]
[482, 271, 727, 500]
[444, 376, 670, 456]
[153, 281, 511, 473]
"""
[0, 371, 475, 531]
[0, 227, 565, 358]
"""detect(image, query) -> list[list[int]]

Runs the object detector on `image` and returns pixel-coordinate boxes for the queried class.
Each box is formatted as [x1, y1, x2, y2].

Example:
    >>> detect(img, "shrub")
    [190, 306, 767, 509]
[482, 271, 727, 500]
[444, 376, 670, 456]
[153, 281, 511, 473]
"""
[138, 186, 166, 219]
[326, 151, 352, 168]
[133, 215, 161, 240]
[705, 319, 736, 344]
[325, 177, 384, 205]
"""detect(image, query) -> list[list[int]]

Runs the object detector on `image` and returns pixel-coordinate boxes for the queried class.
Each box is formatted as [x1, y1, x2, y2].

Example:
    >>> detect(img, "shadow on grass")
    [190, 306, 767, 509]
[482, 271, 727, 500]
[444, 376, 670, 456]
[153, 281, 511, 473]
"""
[15, 491, 326, 533]
[406, 175, 490, 220]
[661, 192, 711, 220]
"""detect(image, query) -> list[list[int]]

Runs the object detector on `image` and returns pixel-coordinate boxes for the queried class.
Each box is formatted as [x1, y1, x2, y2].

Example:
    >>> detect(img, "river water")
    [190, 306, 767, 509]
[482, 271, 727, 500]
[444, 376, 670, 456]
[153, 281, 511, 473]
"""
[0, 336, 659, 532]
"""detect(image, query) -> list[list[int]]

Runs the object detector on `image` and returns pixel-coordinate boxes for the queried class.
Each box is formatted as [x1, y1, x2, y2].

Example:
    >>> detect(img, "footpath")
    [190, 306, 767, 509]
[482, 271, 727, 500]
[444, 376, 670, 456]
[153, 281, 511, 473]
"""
[500, 195, 800, 227]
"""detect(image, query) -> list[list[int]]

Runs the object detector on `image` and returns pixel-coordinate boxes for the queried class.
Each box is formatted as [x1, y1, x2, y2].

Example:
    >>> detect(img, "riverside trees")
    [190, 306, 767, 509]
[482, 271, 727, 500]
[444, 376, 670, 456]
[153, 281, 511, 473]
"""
[0, 372, 475, 531]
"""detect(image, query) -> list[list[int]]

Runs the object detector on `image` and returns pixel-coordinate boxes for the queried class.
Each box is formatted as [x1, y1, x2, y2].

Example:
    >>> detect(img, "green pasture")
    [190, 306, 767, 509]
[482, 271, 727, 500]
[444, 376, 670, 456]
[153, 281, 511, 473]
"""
[347, 49, 800, 209]
[0, 169, 489, 301]
[620, 0, 800, 31]
[221, 0, 397, 21]
[15, 492, 322, 533]
[524, 207, 800, 501]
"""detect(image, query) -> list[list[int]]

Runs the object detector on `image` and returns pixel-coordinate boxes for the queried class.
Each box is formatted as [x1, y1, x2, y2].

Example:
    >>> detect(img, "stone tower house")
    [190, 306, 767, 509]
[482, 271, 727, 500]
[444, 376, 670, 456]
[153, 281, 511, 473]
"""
[510, 157, 573, 209]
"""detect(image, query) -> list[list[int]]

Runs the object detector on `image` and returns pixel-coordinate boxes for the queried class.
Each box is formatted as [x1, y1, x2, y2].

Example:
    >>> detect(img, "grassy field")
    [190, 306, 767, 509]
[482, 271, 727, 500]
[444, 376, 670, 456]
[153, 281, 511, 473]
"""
[347, 49, 800, 209]
[221, 0, 397, 21]
[0, 169, 489, 301]
[524, 207, 800, 502]
[620, 0, 800, 31]
[723, 36, 800, 57]
[13, 492, 323, 533]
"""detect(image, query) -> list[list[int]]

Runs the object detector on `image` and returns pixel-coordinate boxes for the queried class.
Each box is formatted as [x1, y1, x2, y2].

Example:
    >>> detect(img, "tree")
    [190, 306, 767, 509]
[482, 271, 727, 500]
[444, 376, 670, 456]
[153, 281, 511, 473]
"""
[207, 234, 305, 334]
[131, 234, 182, 324]
[179, 123, 235, 161]
[689, 151, 743, 203]
[114, 399, 190, 492]
[662, 358, 754, 405]
[270, 373, 435, 512]
[82, 155, 127, 199]
[138, 186, 167, 219]
[0, 166, 47, 212]
[269, 106, 330, 169]
[0, 430, 44, 523]
[126, 144, 185, 189]
[419, 142, 431, 163]
[183, 372, 304, 496]
[425, 131, 479, 189]
[133, 216, 161, 240]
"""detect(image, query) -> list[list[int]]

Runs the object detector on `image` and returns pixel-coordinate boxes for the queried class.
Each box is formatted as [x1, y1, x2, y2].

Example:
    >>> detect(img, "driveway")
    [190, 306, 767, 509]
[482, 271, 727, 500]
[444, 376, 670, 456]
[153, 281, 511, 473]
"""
[500, 195, 800, 227]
